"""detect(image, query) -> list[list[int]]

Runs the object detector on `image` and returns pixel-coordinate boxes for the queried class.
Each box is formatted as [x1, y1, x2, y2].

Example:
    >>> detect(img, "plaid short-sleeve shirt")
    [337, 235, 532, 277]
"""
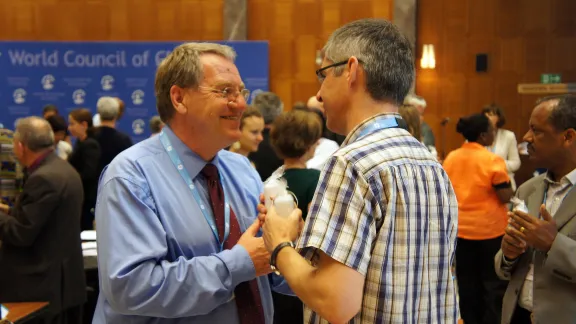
[296, 113, 459, 324]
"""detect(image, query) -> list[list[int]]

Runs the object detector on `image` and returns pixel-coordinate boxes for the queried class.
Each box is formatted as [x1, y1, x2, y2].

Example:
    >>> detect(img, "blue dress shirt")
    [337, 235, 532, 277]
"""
[92, 127, 289, 324]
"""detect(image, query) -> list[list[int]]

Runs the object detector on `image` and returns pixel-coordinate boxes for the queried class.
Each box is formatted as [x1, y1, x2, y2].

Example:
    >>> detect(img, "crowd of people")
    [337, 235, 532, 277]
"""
[0, 17, 575, 324]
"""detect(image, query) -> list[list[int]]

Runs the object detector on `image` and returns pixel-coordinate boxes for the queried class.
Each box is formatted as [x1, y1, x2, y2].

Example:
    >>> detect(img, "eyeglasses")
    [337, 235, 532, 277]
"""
[315, 59, 363, 83]
[200, 86, 251, 102]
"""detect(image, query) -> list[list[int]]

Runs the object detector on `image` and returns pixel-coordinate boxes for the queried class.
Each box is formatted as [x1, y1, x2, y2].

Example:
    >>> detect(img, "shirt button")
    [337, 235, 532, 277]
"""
[555, 197, 560, 201]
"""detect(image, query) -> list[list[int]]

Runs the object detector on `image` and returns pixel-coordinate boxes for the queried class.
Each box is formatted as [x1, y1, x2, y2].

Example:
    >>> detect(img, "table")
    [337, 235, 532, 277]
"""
[1, 302, 49, 323]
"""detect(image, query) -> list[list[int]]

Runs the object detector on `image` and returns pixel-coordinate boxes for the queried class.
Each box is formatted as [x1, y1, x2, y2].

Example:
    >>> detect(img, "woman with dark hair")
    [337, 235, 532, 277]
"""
[482, 104, 521, 190]
[443, 113, 514, 324]
[269, 109, 322, 324]
[305, 108, 340, 170]
[68, 108, 101, 230]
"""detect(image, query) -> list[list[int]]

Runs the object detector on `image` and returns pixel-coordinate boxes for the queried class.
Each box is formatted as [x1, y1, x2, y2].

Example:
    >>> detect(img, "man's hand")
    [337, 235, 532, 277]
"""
[237, 220, 272, 277]
[0, 203, 10, 214]
[262, 205, 303, 253]
[509, 205, 558, 252]
[257, 194, 267, 225]
[502, 224, 526, 260]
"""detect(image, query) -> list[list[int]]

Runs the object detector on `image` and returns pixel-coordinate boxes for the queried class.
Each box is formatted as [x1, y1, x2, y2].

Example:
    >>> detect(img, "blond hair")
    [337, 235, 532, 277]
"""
[155, 43, 237, 123]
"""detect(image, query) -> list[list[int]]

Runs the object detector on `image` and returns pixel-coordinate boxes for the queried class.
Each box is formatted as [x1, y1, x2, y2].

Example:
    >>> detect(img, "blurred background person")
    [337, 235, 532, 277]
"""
[42, 104, 59, 119]
[307, 95, 346, 145]
[269, 109, 322, 324]
[93, 96, 133, 177]
[250, 91, 284, 181]
[46, 114, 72, 160]
[404, 94, 437, 155]
[229, 106, 264, 163]
[68, 108, 101, 231]
[399, 104, 422, 142]
[149, 115, 164, 136]
[482, 104, 521, 190]
[305, 108, 340, 171]
[443, 113, 513, 324]
[93, 97, 125, 127]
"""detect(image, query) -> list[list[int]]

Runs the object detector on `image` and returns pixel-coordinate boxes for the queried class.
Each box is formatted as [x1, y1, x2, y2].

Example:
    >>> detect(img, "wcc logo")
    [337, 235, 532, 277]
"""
[101, 75, 115, 91]
[132, 119, 145, 135]
[131, 90, 144, 105]
[41, 74, 55, 90]
[13, 89, 27, 104]
[72, 89, 86, 105]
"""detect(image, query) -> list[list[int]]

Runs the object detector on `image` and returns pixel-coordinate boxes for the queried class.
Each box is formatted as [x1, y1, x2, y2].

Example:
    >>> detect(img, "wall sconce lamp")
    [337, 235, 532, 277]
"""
[420, 44, 436, 69]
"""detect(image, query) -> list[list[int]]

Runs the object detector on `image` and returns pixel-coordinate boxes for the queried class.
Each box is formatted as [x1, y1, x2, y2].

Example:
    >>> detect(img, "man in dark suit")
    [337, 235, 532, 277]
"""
[0, 116, 86, 324]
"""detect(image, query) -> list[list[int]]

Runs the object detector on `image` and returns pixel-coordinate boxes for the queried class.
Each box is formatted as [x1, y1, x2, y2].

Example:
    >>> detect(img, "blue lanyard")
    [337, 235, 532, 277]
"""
[355, 116, 399, 141]
[159, 131, 230, 251]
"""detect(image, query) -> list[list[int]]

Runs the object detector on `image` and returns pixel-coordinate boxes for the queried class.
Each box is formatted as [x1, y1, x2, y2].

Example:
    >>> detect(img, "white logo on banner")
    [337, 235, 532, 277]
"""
[249, 89, 264, 104]
[132, 119, 145, 135]
[101, 75, 115, 91]
[72, 89, 86, 105]
[131, 90, 144, 105]
[41, 74, 55, 90]
[13, 88, 27, 104]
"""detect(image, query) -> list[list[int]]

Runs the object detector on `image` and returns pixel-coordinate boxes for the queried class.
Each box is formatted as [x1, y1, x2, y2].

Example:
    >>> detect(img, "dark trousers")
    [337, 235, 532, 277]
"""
[510, 306, 532, 324]
[28, 305, 82, 324]
[456, 236, 508, 324]
[272, 291, 303, 324]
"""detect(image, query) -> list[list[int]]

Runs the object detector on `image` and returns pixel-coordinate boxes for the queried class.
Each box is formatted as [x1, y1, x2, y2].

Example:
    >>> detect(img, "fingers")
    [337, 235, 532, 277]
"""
[503, 231, 526, 249]
[257, 203, 267, 223]
[540, 204, 554, 222]
[511, 210, 538, 226]
[505, 225, 527, 242]
[244, 219, 262, 236]
[259, 194, 265, 205]
[289, 208, 302, 222]
[510, 213, 535, 231]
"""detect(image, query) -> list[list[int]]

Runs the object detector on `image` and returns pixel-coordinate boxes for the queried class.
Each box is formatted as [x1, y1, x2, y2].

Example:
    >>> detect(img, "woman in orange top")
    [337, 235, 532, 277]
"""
[443, 113, 514, 324]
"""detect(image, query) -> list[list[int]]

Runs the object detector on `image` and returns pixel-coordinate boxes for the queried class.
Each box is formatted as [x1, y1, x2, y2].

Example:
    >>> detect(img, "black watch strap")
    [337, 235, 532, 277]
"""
[270, 241, 295, 275]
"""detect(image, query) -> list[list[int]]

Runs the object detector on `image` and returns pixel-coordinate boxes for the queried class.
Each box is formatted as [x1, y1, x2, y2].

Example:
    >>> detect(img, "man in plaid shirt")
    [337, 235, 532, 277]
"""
[261, 18, 459, 324]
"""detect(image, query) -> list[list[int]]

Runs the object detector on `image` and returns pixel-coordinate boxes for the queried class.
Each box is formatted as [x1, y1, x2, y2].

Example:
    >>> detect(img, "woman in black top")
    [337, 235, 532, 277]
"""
[68, 108, 101, 231]
[269, 109, 323, 324]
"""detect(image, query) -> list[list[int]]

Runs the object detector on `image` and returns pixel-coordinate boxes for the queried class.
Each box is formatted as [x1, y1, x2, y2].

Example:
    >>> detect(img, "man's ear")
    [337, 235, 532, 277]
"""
[171, 85, 188, 115]
[564, 128, 576, 145]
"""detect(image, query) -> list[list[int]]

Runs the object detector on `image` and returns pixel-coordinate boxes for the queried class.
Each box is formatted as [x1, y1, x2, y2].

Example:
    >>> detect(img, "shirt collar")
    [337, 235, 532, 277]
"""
[342, 112, 402, 146]
[162, 126, 221, 180]
[26, 150, 54, 174]
[544, 167, 576, 187]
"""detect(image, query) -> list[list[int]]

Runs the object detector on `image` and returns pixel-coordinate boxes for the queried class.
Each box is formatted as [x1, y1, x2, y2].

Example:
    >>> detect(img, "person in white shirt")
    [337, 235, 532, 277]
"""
[305, 108, 339, 171]
[46, 114, 72, 160]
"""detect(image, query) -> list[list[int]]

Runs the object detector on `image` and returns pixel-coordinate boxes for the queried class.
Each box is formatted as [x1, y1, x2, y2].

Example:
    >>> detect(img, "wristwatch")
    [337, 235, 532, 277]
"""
[270, 241, 295, 275]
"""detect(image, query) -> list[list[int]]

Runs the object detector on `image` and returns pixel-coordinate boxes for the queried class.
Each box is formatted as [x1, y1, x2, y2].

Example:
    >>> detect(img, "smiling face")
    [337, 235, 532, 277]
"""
[172, 53, 247, 149]
[238, 116, 265, 153]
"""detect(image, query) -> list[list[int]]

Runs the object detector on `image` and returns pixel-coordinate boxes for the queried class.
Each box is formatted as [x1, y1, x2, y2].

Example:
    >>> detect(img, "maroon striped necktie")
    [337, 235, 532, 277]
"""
[201, 163, 266, 324]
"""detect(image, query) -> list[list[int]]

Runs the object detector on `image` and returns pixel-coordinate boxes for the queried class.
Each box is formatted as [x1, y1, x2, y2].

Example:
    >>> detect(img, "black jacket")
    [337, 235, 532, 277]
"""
[67, 136, 101, 228]
[0, 153, 86, 313]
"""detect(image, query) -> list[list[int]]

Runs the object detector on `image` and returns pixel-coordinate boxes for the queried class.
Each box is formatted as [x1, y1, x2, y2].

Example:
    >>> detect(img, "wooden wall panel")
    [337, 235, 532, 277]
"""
[417, 0, 576, 156]
[0, 0, 225, 41]
[248, 0, 394, 109]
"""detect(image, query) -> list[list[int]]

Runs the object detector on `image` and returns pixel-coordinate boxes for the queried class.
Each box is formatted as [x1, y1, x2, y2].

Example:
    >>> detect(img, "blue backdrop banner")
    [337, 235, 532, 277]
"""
[0, 41, 269, 142]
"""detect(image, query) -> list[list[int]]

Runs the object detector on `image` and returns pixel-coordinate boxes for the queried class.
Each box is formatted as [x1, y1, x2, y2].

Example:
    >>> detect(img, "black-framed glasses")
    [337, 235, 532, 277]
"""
[315, 59, 363, 83]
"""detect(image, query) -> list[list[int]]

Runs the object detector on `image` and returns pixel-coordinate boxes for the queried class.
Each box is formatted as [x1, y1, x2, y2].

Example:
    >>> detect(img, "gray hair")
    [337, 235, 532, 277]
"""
[253, 92, 283, 124]
[149, 115, 164, 134]
[404, 94, 427, 109]
[155, 42, 237, 123]
[540, 95, 576, 131]
[323, 18, 414, 105]
[97, 96, 120, 121]
[14, 116, 55, 152]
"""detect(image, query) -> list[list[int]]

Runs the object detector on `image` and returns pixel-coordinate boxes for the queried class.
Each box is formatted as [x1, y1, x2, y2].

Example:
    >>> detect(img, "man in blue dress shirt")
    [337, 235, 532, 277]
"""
[92, 42, 287, 324]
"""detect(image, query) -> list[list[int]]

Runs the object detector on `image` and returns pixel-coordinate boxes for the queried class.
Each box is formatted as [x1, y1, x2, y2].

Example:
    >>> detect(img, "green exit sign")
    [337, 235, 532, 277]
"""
[541, 74, 562, 84]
